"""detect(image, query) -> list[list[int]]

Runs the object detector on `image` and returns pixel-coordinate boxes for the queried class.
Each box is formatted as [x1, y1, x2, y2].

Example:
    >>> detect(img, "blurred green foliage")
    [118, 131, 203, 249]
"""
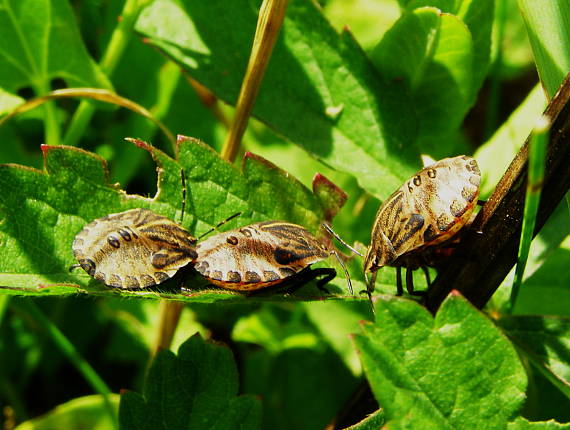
[0, 0, 569, 429]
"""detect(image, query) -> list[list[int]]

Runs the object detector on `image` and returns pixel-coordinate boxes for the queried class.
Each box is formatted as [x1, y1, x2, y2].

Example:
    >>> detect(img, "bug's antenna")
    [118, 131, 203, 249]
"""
[198, 212, 242, 240]
[322, 223, 363, 257]
[330, 250, 354, 295]
[179, 168, 187, 224]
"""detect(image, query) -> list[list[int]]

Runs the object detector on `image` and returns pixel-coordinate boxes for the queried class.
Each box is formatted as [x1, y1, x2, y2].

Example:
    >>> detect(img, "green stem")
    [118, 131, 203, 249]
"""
[63, 0, 151, 146]
[36, 80, 61, 145]
[509, 115, 550, 312]
[17, 301, 118, 429]
[483, 0, 506, 140]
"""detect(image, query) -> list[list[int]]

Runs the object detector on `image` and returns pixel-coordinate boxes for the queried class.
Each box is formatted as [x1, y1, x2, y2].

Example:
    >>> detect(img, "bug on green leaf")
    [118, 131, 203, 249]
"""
[194, 220, 354, 295]
[71, 208, 198, 289]
[364, 155, 481, 298]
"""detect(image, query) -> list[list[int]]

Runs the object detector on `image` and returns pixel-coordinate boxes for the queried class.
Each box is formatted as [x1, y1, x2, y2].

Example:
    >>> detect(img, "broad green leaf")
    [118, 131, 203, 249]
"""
[353, 293, 527, 429]
[403, 0, 494, 95]
[518, 0, 570, 97]
[14, 394, 119, 430]
[136, 0, 420, 199]
[119, 334, 261, 430]
[0, 0, 111, 98]
[371, 8, 474, 148]
[0, 138, 361, 301]
[498, 315, 570, 398]
[324, 0, 400, 50]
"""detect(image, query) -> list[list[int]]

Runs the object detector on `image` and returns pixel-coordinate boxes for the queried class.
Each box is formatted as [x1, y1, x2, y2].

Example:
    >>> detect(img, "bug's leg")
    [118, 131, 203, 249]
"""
[477, 199, 486, 206]
[406, 267, 427, 297]
[263, 267, 336, 296]
[312, 267, 336, 294]
[396, 267, 403, 296]
[330, 250, 354, 295]
[69, 264, 81, 272]
[421, 266, 431, 287]
[405, 267, 414, 294]
[359, 271, 377, 315]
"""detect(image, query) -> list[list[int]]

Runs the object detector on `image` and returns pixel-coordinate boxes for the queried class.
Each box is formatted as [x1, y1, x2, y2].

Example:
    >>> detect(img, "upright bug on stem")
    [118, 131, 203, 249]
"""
[364, 155, 481, 299]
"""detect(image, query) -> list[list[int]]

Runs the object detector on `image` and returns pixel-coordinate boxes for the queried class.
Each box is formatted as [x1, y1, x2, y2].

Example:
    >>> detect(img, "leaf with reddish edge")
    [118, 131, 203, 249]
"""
[312, 173, 348, 222]
[0, 138, 359, 299]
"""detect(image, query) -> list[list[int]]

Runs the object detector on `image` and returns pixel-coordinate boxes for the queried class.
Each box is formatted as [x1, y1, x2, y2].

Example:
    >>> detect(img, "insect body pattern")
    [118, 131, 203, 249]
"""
[72, 208, 198, 289]
[194, 220, 354, 294]
[364, 155, 481, 298]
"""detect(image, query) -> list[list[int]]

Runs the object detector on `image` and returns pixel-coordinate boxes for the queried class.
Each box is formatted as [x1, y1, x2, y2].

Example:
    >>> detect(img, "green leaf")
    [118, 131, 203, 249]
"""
[353, 293, 527, 429]
[0, 138, 361, 300]
[135, 0, 421, 199]
[403, 0, 494, 96]
[14, 394, 119, 430]
[498, 314, 570, 398]
[324, 0, 400, 50]
[119, 333, 261, 430]
[517, 0, 570, 97]
[371, 7, 473, 145]
[0, 0, 111, 97]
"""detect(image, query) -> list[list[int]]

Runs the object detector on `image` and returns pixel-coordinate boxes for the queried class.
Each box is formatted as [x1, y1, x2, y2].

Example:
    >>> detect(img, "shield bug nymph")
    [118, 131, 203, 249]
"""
[194, 220, 354, 295]
[364, 155, 481, 298]
[72, 208, 198, 289]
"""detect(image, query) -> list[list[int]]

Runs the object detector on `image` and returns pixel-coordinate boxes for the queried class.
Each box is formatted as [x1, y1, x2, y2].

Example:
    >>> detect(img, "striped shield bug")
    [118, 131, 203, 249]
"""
[70, 167, 234, 289]
[364, 155, 481, 298]
[71, 208, 198, 289]
[194, 220, 354, 294]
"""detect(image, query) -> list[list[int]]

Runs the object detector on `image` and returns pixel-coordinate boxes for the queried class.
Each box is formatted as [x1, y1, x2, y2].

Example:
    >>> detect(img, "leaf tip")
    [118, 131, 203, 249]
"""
[125, 137, 152, 152]
[313, 173, 348, 221]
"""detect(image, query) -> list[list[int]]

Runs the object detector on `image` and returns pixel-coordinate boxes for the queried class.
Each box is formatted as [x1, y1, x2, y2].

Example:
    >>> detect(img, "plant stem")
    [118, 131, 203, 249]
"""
[155, 0, 290, 353]
[509, 115, 550, 311]
[63, 0, 151, 146]
[483, 0, 506, 140]
[17, 301, 118, 429]
[221, 0, 289, 162]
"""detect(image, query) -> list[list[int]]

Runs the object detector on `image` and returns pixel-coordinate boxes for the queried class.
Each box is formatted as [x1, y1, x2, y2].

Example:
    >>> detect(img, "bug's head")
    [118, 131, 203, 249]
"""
[363, 246, 380, 274]
[364, 228, 396, 273]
